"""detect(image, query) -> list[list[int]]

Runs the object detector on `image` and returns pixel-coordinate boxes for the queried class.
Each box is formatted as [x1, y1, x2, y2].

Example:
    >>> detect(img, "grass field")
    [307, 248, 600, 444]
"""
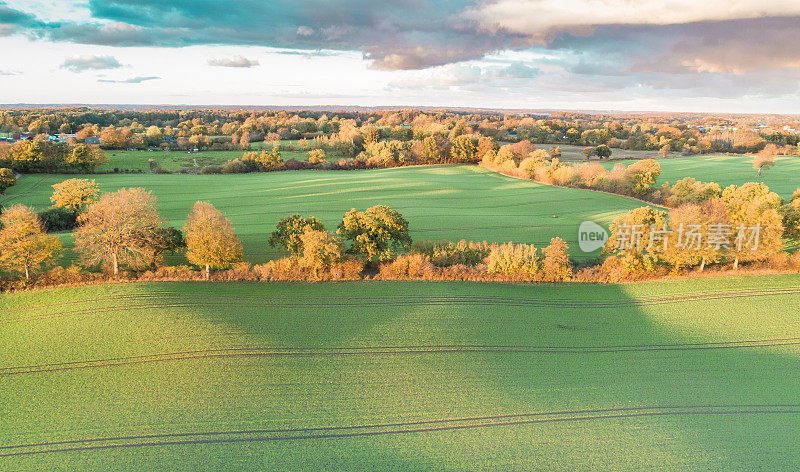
[558, 144, 661, 161]
[97, 148, 316, 173]
[2, 275, 799, 471]
[0, 165, 650, 263]
[604, 154, 800, 199]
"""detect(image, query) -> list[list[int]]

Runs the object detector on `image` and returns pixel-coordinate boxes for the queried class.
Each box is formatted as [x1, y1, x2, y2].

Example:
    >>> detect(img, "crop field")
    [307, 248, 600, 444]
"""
[1, 275, 799, 471]
[558, 144, 662, 161]
[605, 154, 800, 199]
[0, 165, 650, 263]
[96, 148, 317, 173]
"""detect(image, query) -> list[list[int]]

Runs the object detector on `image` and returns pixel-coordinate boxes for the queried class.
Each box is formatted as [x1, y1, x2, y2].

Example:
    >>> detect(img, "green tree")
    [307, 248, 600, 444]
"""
[269, 214, 326, 257]
[595, 144, 612, 159]
[337, 205, 411, 261]
[148, 227, 186, 269]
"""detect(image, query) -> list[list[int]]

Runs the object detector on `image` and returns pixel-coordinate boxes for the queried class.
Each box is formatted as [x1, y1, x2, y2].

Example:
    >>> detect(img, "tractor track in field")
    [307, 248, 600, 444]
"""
[3, 337, 800, 376]
[2, 404, 799, 457]
[10, 285, 800, 311]
[5, 287, 800, 325]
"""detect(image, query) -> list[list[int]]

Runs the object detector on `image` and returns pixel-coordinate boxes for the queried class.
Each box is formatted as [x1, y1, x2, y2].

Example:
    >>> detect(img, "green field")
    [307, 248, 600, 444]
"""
[0, 166, 650, 263]
[2, 275, 799, 470]
[98, 148, 316, 173]
[605, 154, 800, 199]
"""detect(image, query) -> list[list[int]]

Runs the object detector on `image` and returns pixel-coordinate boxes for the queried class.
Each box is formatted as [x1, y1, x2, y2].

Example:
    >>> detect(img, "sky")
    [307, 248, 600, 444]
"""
[1, 0, 800, 113]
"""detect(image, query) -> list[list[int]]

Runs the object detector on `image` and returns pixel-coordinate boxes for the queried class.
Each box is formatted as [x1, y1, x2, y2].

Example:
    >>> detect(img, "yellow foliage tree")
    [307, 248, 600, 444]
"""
[184, 201, 243, 279]
[0, 205, 62, 279]
[50, 178, 100, 213]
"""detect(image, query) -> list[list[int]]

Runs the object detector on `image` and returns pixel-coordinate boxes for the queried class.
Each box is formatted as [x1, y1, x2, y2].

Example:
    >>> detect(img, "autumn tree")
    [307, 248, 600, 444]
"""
[145, 125, 163, 146]
[542, 237, 572, 281]
[421, 136, 442, 162]
[184, 201, 243, 279]
[624, 159, 662, 196]
[487, 242, 540, 278]
[450, 135, 478, 163]
[721, 183, 784, 268]
[662, 199, 729, 272]
[782, 189, 800, 240]
[269, 214, 326, 257]
[753, 143, 778, 177]
[595, 144, 612, 159]
[74, 188, 165, 276]
[307, 149, 327, 164]
[0, 205, 62, 279]
[0, 168, 15, 193]
[66, 143, 108, 172]
[337, 205, 411, 262]
[50, 178, 100, 213]
[299, 230, 344, 278]
[604, 206, 669, 275]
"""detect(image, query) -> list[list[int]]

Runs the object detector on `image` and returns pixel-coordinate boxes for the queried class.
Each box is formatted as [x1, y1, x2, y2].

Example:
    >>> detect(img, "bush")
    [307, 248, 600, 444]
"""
[201, 165, 223, 174]
[139, 265, 202, 281]
[378, 253, 435, 279]
[221, 159, 249, 174]
[414, 240, 493, 267]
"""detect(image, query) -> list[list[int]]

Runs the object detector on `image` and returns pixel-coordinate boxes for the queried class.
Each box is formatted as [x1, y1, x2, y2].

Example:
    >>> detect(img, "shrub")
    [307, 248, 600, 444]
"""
[201, 165, 223, 174]
[221, 159, 249, 174]
[378, 253, 435, 279]
[422, 240, 492, 267]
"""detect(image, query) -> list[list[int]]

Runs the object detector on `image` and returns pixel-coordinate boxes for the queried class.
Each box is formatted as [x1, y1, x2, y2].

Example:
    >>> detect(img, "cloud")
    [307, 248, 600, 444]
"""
[60, 54, 122, 72]
[2, 0, 800, 104]
[464, 0, 800, 36]
[296, 26, 314, 37]
[495, 61, 540, 79]
[0, 69, 20, 76]
[207, 55, 259, 68]
[97, 76, 160, 83]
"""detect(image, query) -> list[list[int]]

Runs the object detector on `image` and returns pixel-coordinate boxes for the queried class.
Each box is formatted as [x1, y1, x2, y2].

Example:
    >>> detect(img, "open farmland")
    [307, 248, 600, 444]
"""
[0, 165, 652, 263]
[2, 275, 800, 471]
[605, 154, 800, 199]
[96, 147, 318, 173]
